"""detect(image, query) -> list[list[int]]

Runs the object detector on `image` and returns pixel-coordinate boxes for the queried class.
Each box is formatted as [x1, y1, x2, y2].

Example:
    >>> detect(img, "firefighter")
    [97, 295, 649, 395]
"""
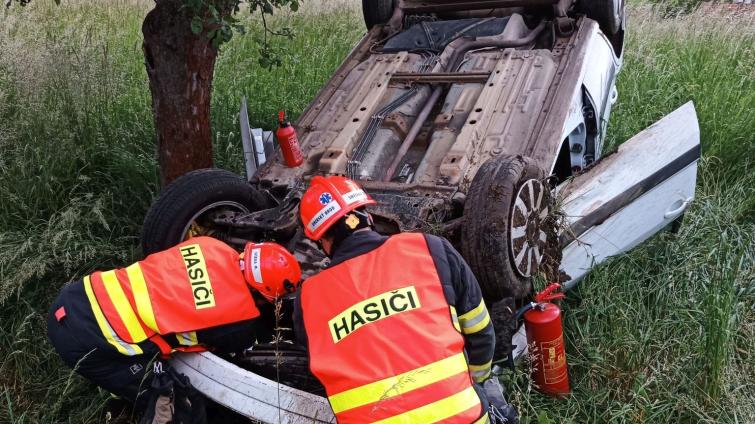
[47, 236, 301, 409]
[294, 176, 517, 423]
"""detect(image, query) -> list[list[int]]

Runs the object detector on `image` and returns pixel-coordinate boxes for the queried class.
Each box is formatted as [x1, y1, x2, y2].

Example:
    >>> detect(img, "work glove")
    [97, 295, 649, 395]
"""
[139, 361, 207, 424]
[483, 378, 519, 424]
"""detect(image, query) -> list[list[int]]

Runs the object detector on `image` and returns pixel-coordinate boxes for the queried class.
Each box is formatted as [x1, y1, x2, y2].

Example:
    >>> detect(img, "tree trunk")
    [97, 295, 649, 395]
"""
[142, 0, 218, 186]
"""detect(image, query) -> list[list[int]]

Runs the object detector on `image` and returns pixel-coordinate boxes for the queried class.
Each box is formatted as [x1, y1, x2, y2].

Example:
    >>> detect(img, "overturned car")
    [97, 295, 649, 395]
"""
[141, 0, 700, 422]
[144, 0, 626, 301]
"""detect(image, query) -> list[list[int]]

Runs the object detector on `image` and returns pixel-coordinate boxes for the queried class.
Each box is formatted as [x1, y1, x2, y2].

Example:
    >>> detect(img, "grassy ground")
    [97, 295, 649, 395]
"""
[0, 1, 753, 422]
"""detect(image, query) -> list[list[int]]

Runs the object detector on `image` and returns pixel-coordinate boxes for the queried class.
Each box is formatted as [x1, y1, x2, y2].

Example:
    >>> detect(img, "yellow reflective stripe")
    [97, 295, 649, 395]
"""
[459, 300, 491, 335]
[450, 306, 461, 332]
[373, 385, 482, 424]
[177, 332, 199, 346]
[329, 352, 468, 414]
[462, 311, 490, 334]
[100, 270, 148, 342]
[83, 277, 143, 356]
[126, 263, 159, 333]
[458, 300, 486, 323]
[468, 361, 492, 372]
[469, 360, 492, 382]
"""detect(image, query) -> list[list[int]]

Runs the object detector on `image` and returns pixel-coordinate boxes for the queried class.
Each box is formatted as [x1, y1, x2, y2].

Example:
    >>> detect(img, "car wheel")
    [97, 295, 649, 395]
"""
[141, 168, 266, 255]
[236, 347, 325, 396]
[362, 0, 394, 29]
[579, 0, 624, 35]
[462, 156, 552, 301]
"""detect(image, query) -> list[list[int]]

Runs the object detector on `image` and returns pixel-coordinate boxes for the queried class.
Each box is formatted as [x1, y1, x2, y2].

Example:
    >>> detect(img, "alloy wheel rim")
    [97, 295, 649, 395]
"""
[509, 179, 549, 277]
[181, 201, 250, 241]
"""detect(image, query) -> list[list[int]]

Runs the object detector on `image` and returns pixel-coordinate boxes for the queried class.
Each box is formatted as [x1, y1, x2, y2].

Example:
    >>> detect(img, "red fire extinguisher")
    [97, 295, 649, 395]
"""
[522, 283, 570, 397]
[276, 111, 304, 167]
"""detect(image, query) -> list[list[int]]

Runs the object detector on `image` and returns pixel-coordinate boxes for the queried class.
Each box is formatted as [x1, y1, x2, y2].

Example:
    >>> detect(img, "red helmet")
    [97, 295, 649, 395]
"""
[240, 242, 301, 301]
[299, 176, 377, 241]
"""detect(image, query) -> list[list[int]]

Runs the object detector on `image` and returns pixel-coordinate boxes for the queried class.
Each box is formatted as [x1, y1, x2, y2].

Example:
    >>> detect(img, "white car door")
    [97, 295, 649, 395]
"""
[558, 102, 700, 288]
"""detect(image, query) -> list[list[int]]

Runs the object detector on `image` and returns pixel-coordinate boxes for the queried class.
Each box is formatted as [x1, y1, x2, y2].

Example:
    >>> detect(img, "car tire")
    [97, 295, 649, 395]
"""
[237, 348, 325, 396]
[579, 0, 624, 35]
[141, 168, 266, 255]
[362, 0, 394, 29]
[462, 156, 551, 301]
[170, 351, 334, 422]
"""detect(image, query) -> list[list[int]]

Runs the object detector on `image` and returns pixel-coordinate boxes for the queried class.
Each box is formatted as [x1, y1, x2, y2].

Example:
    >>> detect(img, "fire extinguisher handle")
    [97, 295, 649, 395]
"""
[534, 283, 563, 303]
[540, 293, 565, 302]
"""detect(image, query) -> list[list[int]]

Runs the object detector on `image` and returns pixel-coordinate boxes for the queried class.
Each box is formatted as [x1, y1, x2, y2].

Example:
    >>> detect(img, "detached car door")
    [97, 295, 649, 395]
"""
[557, 102, 700, 288]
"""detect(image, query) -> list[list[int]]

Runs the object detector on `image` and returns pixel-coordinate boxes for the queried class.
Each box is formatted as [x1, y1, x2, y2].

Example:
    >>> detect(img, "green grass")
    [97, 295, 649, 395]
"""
[0, 1, 753, 422]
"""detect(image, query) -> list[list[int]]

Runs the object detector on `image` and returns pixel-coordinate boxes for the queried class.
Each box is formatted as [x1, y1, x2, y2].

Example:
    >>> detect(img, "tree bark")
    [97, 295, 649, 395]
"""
[142, 0, 219, 186]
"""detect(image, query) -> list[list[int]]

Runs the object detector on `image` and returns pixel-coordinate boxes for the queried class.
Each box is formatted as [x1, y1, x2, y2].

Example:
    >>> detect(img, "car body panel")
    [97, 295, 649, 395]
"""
[559, 102, 700, 288]
[172, 351, 336, 423]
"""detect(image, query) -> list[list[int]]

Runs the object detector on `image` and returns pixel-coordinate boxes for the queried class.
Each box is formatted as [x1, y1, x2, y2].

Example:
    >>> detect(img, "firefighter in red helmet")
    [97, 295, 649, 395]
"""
[47, 237, 301, 413]
[294, 176, 518, 423]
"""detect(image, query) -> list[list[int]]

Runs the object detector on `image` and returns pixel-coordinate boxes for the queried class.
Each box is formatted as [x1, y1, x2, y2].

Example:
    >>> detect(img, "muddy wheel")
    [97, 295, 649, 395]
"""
[141, 168, 265, 255]
[579, 0, 624, 35]
[462, 156, 551, 301]
[236, 347, 325, 396]
[362, 0, 394, 29]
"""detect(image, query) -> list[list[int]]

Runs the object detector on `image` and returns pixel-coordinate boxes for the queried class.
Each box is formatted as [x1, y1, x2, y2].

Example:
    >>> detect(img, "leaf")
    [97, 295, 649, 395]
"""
[208, 4, 219, 19]
[280, 27, 294, 39]
[537, 411, 555, 424]
[289, 1, 298, 12]
[262, 1, 274, 14]
[190, 16, 204, 35]
[186, 0, 202, 13]
[259, 55, 271, 69]
[221, 25, 233, 42]
[232, 24, 246, 35]
[211, 33, 223, 49]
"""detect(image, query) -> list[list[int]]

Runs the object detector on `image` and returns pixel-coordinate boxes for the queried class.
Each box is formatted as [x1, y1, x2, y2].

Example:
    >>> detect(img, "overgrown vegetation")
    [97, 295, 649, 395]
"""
[651, 0, 707, 18]
[1, 1, 753, 422]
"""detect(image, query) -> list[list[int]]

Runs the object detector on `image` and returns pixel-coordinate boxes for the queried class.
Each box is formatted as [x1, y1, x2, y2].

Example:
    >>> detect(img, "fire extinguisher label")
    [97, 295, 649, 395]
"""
[540, 335, 567, 384]
[288, 134, 303, 156]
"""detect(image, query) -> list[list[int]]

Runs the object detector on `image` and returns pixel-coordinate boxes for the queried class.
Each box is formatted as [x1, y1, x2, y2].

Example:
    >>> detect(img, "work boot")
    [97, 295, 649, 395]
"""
[483, 378, 519, 424]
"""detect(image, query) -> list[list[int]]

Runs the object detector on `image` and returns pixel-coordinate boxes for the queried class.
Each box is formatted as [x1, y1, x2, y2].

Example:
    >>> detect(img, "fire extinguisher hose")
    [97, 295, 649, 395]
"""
[514, 302, 537, 322]
[513, 283, 565, 322]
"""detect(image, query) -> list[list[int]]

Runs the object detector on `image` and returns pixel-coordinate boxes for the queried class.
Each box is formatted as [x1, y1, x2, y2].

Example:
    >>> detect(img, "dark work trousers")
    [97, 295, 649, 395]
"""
[46, 280, 160, 407]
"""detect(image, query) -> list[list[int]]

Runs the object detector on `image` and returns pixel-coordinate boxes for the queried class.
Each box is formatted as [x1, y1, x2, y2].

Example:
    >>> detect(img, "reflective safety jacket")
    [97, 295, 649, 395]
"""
[301, 233, 486, 423]
[83, 237, 260, 356]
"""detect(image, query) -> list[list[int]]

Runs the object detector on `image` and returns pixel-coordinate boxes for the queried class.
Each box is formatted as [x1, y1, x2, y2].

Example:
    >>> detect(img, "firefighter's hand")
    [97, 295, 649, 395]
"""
[483, 378, 519, 424]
